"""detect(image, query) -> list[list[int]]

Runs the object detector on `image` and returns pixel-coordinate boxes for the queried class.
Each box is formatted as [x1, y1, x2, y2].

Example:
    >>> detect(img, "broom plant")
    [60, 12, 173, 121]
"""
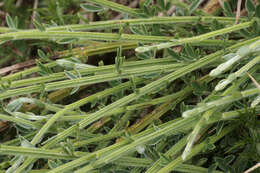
[0, 0, 259, 173]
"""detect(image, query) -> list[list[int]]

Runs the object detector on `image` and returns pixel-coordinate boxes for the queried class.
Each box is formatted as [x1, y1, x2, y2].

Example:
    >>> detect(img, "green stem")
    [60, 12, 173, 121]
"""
[48, 116, 198, 173]
[0, 30, 238, 45]
[0, 63, 179, 100]
[145, 135, 188, 173]
[74, 117, 198, 173]
[1, 42, 137, 82]
[7, 61, 184, 88]
[183, 88, 259, 118]
[0, 113, 41, 129]
[157, 125, 236, 173]
[0, 145, 76, 160]
[78, 36, 260, 129]
[215, 57, 260, 91]
[136, 21, 253, 53]
[0, 16, 247, 33]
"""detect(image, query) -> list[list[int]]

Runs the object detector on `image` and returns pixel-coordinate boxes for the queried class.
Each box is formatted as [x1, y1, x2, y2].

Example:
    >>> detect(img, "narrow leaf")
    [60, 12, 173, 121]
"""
[6, 14, 16, 29]
[189, 0, 203, 13]
[33, 20, 45, 31]
[80, 3, 104, 12]
[246, 0, 256, 13]
[56, 38, 79, 44]
[223, 2, 234, 17]
[37, 49, 47, 59]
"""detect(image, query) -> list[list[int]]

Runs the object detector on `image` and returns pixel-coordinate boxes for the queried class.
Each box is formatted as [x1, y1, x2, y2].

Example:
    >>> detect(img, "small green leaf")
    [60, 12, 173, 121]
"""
[246, 0, 256, 13]
[130, 76, 138, 93]
[6, 98, 35, 112]
[64, 70, 77, 79]
[36, 60, 52, 76]
[115, 46, 124, 74]
[167, 48, 182, 61]
[130, 26, 144, 35]
[37, 49, 47, 59]
[56, 38, 79, 44]
[191, 81, 205, 96]
[39, 83, 47, 99]
[64, 70, 80, 95]
[189, 0, 203, 14]
[239, 29, 251, 38]
[157, 0, 165, 9]
[6, 100, 23, 112]
[136, 51, 151, 60]
[13, 16, 18, 28]
[208, 164, 217, 173]
[48, 160, 63, 169]
[223, 2, 234, 17]
[224, 155, 235, 164]
[56, 1, 65, 25]
[175, 7, 185, 16]
[144, 0, 153, 6]
[165, 2, 171, 11]
[216, 121, 224, 135]
[6, 14, 16, 29]
[70, 86, 80, 95]
[33, 20, 45, 31]
[80, 3, 104, 12]
[34, 12, 42, 24]
[20, 136, 35, 148]
[77, 12, 89, 24]
[184, 44, 196, 59]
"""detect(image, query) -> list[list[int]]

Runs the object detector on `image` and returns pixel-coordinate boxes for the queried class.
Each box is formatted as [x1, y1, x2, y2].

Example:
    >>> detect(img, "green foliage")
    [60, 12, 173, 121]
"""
[80, 3, 104, 12]
[0, 0, 259, 173]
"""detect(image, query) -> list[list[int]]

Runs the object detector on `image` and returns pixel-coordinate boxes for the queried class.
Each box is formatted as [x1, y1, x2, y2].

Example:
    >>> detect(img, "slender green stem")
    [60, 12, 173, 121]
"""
[7, 61, 184, 89]
[136, 21, 253, 53]
[0, 30, 238, 45]
[127, 75, 212, 112]
[73, 131, 124, 147]
[0, 145, 76, 160]
[3, 132, 36, 146]
[113, 156, 223, 173]
[0, 113, 41, 129]
[0, 39, 234, 85]
[0, 16, 248, 33]
[157, 125, 236, 173]
[0, 63, 179, 100]
[183, 88, 259, 118]
[0, 31, 171, 44]
[1, 42, 137, 82]
[221, 106, 260, 120]
[0, 27, 10, 33]
[215, 57, 260, 91]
